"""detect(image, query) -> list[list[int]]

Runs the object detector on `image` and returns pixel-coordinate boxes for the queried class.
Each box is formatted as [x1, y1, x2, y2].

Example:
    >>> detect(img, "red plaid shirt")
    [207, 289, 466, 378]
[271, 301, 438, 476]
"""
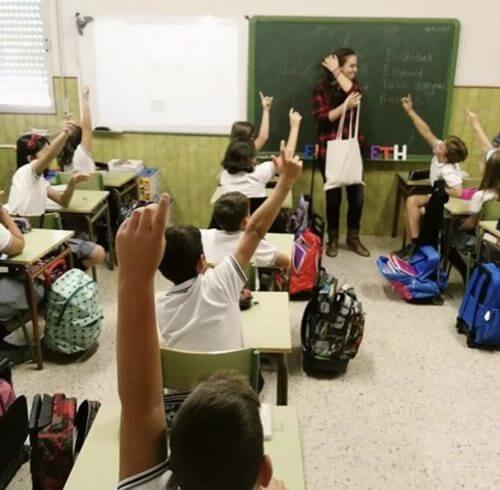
[312, 81, 364, 161]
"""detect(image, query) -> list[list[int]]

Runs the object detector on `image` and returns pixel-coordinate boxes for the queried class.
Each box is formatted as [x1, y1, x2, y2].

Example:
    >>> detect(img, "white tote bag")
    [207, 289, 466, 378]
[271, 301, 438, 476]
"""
[324, 100, 364, 190]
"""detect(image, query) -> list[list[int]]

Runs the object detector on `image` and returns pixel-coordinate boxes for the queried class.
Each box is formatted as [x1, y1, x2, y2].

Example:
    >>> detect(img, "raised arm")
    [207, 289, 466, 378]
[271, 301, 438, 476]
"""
[284, 109, 302, 157]
[234, 142, 302, 270]
[0, 192, 24, 256]
[31, 121, 76, 176]
[401, 95, 439, 149]
[47, 173, 90, 208]
[80, 86, 92, 152]
[117, 194, 170, 480]
[466, 108, 492, 153]
[322, 55, 353, 93]
[254, 92, 273, 151]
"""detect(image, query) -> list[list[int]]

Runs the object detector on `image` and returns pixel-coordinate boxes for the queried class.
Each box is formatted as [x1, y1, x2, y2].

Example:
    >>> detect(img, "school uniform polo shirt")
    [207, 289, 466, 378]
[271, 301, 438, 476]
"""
[156, 255, 247, 352]
[118, 461, 177, 489]
[220, 161, 275, 198]
[0, 223, 12, 254]
[201, 228, 278, 267]
[429, 141, 465, 189]
[6, 163, 50, 216]
[65, 143, 96, 174]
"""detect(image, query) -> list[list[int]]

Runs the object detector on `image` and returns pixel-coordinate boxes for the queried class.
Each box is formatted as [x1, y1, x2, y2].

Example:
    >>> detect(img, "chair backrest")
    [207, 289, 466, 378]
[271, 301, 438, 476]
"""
[160, 347, 260, 392]
[480, 199, 500, 221]
[57, 172, 104, 190]
[23, 213, 62, 230]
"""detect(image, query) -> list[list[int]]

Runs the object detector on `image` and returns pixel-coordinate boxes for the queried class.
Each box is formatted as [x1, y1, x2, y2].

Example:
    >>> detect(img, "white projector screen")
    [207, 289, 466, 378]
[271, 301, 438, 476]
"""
[78, 16, 247, 134]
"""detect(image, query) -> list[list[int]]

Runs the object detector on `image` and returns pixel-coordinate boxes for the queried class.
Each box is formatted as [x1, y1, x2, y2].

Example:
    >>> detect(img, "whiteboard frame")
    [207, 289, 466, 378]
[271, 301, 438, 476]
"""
[77, 15, 248, 135]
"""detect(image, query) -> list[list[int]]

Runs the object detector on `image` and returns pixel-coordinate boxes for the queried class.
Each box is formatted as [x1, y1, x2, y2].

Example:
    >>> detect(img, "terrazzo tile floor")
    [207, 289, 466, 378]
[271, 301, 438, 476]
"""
[8, 236, 500, 489]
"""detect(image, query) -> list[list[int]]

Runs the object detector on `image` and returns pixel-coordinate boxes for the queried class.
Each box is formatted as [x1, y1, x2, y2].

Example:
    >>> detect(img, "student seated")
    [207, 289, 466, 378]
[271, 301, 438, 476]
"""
[449, 149, 500, 281]
[156, 143, 302, 351]
[6, 123, 105, 270]
[231, 91, 274, 151]
[201, 191, 290, 269]
[220, 109, 302, 214]
[57, 86, 96, 174]
[396, 94, 468, 259]
[116, 196, 285, 490]
[0, 196, 45, 349]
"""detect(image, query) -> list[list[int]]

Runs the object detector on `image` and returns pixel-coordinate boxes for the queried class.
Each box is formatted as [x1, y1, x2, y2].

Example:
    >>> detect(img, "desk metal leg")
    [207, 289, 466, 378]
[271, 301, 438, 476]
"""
[273, 353, 289, 406]
[104, 203, 116, 269]
[84, 215, 98, 281]
[24, 273, 43, 369]
[392, 182, 403, 238]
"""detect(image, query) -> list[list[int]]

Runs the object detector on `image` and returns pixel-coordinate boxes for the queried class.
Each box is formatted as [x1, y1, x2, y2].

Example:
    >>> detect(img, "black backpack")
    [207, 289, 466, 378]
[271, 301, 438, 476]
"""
[301, 269, 365, 375]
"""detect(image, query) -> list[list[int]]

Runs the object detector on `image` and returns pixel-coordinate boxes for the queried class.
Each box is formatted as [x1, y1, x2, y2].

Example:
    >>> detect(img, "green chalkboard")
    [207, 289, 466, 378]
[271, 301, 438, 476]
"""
[248, 17, 460, 159]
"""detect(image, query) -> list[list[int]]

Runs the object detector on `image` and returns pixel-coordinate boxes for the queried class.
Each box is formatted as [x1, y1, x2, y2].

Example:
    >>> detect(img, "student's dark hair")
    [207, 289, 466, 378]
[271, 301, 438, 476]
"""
[159, 225, 203, 284]
[231, 121, 256, 140]
[444, 135, 468, 163]
[319, 47, 357, 86]
[16, 133, 50, 169]
[479, 149, 500, 195]
[170, 370, 263, 490]
[221, 138, 256, 174]
[57, 126, 82, 168]
[214, 192, 250, 232]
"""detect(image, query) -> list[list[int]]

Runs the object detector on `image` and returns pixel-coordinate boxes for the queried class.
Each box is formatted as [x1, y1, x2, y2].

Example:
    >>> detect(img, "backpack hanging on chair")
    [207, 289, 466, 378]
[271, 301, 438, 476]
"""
[44, 269, 103, 355]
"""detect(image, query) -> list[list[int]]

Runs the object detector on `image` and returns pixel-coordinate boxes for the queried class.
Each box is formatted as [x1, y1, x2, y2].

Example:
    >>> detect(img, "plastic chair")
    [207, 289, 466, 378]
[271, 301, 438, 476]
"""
[56, 172, 104, 191]
[160, 347, 260, 392]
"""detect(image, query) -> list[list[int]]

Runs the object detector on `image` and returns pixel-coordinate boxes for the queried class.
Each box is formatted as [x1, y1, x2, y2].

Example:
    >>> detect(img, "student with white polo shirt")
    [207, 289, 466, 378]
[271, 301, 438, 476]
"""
[156, 142, 303, 352]
[6, 122, 105, 270]
[57, 86, 96, 174]
[201, 191, 290, 269]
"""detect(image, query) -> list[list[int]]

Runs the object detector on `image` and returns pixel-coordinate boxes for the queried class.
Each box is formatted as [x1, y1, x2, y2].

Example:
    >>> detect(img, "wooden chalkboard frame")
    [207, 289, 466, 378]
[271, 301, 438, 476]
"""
[247, 16, 461, 161]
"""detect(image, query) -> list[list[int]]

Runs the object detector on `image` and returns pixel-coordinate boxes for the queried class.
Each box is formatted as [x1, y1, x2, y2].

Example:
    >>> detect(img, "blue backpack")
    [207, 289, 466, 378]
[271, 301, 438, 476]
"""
[456, 263, 500, 347]
[377, 246, 447, 303]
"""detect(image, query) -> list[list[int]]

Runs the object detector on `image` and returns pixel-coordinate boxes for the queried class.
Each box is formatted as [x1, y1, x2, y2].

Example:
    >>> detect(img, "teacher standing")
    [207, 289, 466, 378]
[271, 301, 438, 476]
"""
[313, 48, 370, 258]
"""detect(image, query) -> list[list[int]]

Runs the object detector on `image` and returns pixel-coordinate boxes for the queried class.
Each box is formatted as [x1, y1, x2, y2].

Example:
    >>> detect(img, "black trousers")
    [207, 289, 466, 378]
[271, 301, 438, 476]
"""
[318, 156, 364, 231]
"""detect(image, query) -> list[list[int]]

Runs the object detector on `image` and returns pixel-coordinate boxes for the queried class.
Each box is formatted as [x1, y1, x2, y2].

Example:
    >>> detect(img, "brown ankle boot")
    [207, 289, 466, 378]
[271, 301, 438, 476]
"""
[326, 229, 339, 258]
[346, 229, 370, 257]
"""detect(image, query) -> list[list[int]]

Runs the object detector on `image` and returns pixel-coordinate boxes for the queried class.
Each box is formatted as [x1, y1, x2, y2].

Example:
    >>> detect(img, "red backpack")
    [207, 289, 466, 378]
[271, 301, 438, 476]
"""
[289, 229, 323, 300]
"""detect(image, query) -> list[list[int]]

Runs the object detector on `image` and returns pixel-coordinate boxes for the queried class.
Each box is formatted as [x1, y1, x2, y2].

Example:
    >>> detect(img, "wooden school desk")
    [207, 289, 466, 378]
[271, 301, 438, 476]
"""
[263, 232, 295, 260]
[65, 404, 305, 490]
[210, 186, 294, 209]
[479, 220, 500, 240]
[478, 220, 500, 257]
[103, 171, 138, 210]
[393, 173, 481, 239]
[0, 229, 74, 369]
[242, 292, 292, 406]
[46, 189, 114, 277]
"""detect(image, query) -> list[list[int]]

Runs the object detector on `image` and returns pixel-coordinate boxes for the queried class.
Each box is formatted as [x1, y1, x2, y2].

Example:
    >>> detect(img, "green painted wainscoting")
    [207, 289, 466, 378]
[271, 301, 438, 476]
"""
[1, 78, 499, 235]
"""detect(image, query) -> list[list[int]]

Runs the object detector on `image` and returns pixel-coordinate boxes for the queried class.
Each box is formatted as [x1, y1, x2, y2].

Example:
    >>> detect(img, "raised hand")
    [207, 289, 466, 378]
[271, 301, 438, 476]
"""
[116, 194, 169, 280]
[63, 120, 78, 135]
[272, 140, 303, 185]
[260, 91, 274, 111]
[322, 54, 339, 74]
[466, 107, 479, 126]
[288, 108, 302, 128]
[70, 173, 91, 185]
[400, 94, 413, 112]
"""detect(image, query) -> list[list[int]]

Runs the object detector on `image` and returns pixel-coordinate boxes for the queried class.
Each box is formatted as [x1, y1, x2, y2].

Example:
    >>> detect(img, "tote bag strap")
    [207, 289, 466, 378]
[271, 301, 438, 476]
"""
[335, 99, 349, 141]
[349, 101, 361, 139]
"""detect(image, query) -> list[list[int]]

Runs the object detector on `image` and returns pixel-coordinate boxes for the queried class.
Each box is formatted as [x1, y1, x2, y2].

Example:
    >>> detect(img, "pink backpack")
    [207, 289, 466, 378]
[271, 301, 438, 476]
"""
[0, 377, 15, 417]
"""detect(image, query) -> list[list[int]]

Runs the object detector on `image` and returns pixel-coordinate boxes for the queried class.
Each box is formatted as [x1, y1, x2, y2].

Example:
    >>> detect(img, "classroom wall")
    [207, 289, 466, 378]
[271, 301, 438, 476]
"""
[1, 1, 499, 234]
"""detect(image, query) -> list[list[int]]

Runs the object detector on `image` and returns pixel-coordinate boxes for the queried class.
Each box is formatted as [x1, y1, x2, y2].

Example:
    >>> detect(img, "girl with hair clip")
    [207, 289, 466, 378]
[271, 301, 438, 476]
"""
[449, 149, 500, 282]
[230, 91, 274, 151]
[313, 47, 369, 258]
[6, 121, 105, 270]
[57, 86, 96, 173]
